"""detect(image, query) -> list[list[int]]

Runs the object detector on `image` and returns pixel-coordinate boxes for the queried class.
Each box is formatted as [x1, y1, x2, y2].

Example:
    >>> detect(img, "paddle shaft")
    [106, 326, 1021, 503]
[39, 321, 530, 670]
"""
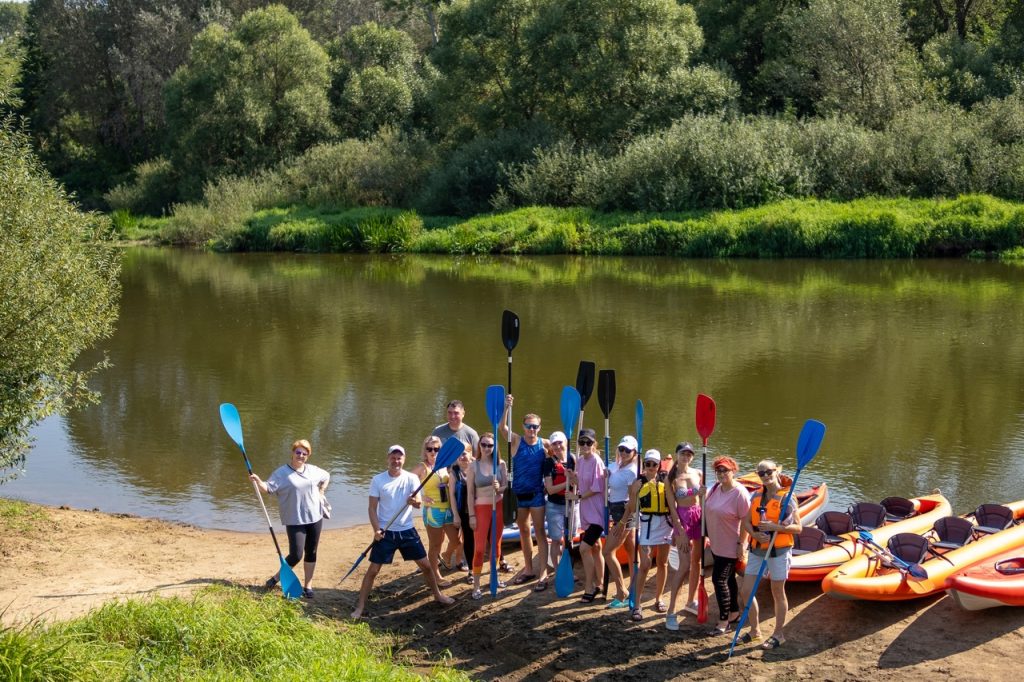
[347, 470, 438, 575]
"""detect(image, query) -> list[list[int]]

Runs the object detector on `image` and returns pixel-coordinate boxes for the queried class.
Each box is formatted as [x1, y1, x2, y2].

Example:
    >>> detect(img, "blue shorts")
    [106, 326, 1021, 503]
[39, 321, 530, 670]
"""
[744, 548, 792, 580]
[369, 528, 427, 565]
[515, 491, 546, 508]
[545, 500, 573, 541]
[423, 506, 453, 528]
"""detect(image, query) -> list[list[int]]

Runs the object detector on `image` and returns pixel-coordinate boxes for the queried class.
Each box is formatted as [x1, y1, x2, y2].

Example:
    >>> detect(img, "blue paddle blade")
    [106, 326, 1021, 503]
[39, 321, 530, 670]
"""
[434, 437, 465, 472]
[486, 384, 505, 432]
[219, 403, 245, 453]
[555, 547, 574, 597]
[279, 557, 303, 599]
[635, 400, 644, 453]
[796, 419, 826, 469]
[560, 386, 581, 441]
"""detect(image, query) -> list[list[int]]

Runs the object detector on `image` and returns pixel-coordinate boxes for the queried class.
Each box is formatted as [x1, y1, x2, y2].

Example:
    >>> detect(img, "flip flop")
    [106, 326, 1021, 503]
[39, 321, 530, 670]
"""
[631, 607, 644, 622]
[533, 580, 548, 592]
[511, 573, 537, 585]
[580, 591, 596, 603]
[653, 600, 667, 613]
[762, 636, 784, 650]
[741, 631, 763, 644]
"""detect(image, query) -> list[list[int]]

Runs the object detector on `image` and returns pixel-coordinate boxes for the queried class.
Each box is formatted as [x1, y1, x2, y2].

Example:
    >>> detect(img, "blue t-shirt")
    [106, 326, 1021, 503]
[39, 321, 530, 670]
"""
[512, 439, 546, 495]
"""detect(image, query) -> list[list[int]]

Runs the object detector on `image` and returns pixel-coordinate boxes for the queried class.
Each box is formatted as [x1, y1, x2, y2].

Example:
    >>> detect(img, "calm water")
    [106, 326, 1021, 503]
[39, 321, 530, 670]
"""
[4, 248, 1024, 530]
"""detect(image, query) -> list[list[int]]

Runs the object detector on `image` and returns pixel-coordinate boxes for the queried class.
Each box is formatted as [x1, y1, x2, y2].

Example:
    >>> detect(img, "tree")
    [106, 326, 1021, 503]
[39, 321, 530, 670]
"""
[0, 89, 121, 480]
[164, 5, 333, 198]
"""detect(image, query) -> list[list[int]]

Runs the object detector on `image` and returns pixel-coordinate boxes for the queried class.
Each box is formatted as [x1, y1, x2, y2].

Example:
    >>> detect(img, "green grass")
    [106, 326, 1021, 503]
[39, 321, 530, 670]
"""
[1, 586, 469, 681]
[172, 194, 1024, 258]
[0, 498, 48, 534]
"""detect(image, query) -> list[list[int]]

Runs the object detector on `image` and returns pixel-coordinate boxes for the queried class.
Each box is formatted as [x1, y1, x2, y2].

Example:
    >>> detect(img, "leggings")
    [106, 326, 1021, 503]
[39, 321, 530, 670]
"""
[458, 507, 475, 568]
[472, 502, 504, 575]
[285, 520, 323, 565]
[711, 551, 740, 622]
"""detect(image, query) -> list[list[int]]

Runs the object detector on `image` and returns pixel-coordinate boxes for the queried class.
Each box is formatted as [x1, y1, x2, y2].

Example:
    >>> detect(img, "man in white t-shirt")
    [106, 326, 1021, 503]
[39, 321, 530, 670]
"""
[351, 444, 455, 619]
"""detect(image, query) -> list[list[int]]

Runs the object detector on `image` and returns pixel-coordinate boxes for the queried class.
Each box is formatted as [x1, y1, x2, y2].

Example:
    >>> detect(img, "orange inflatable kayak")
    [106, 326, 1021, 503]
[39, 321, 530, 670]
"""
[822, 499, 1024, 601]
[946, 533, 1024, 610]
[789, 493, 951, 582]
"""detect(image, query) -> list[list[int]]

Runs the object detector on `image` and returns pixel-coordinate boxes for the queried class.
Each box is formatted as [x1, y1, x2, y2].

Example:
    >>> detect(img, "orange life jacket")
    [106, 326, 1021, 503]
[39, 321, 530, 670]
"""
[749, 489, 796, 551]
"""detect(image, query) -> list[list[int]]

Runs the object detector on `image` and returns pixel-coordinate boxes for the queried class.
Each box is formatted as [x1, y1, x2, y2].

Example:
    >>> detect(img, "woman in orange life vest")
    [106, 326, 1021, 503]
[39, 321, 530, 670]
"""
[624, 449, 673, 621]
[737, 459, 801, 650]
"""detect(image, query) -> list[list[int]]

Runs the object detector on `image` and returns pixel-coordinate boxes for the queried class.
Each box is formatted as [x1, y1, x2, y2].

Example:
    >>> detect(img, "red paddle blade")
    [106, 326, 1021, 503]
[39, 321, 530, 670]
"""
[695, 394, 716, 445]
[697, 578, 709, 623]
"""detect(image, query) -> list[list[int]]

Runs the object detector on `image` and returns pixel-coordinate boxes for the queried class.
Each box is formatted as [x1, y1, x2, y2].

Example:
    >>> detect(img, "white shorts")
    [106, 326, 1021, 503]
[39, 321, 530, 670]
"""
[744, 548, 792, 580]
[638, 513, 672, 546]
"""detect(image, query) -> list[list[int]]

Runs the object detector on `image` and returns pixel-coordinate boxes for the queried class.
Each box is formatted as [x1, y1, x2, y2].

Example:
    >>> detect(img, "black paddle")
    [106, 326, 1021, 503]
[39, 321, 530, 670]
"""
[501, 310, 520, 524]
[597, 369, 615, 598]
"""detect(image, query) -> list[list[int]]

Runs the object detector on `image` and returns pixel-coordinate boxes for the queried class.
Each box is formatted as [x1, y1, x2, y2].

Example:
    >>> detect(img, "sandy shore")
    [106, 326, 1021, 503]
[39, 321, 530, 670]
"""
[2, 502, 1021, 681]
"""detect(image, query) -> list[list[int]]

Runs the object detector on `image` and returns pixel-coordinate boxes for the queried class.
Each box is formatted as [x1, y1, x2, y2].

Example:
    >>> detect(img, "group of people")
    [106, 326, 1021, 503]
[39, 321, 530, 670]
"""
[250, 398, 802, 650]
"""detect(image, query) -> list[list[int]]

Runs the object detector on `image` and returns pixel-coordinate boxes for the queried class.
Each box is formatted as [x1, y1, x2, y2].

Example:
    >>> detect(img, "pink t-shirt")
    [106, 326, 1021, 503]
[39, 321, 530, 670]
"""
[704, 483, 751, 559]
[575, 454, 606, 527]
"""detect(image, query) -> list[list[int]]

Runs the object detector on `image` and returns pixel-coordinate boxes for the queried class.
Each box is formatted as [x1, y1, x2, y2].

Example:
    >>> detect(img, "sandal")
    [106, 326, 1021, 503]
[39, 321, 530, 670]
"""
[533, 580, 548, 592]
[511, 573, 537, 585]
[653, 600, 667, 613]
[707, 624, 728, 636]
[498, 560, 514, 573]
[741, 631, 763, 644]
[631, 607, 644, 622]
[762, 636, 784, 650]
[580, 591, 596, 603]
[471, 589, 483, 600]
[264, 576, 278, 589]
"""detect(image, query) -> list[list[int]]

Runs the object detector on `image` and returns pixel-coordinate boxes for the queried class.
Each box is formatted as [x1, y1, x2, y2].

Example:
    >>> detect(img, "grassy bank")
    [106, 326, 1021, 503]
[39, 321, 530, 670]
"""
[0, 585, 469, 681]
[144, 194, 1024, 258]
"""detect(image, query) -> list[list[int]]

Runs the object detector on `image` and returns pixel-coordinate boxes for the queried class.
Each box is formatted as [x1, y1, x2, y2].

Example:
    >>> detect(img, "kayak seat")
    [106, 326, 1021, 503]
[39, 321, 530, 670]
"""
[880, 496, 917, 522]
[886, 532, 930, 566]
[792, 527, 826, 555]
[931, 516, 975, 551]
[815, 511, 854, 543]
[849, 502, 887, 531]
[973, 504, 1014, 535]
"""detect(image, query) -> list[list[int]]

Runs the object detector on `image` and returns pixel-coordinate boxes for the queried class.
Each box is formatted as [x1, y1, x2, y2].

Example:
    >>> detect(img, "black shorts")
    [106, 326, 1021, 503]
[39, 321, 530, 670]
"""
[581, 523, 604, 546]
[369, 528, 427, 564]
[609, 501, 627, 524]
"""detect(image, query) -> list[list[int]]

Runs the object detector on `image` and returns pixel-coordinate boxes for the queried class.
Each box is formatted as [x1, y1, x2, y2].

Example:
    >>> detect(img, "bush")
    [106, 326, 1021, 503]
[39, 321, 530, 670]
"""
[103, 157, 179, 216]
[162, 169, 287, 246]
[229, 206, 422, 252]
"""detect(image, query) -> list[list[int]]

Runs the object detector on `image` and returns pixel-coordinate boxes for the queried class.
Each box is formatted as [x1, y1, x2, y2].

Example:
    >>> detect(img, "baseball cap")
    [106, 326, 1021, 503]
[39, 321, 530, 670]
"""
[644, 449, 662, 463]
[549, 431, 567, 445]
[387, 444, 406, 455]
[676, 442, 695, 454]
[617, 435, 638, 451]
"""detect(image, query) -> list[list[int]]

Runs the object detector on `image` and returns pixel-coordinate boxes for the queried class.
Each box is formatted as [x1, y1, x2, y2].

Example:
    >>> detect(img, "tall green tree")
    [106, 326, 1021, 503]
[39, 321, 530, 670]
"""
[0, 86, 121, 480]
[164, 5, 333, 198]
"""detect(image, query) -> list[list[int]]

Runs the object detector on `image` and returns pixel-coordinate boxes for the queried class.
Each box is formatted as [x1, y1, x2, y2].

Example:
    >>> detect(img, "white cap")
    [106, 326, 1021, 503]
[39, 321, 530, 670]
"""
[549, 431, 567, 445]
[387, 444, 406, 455]
[644, 449, 662, 463]
[617, 435, 638, 451]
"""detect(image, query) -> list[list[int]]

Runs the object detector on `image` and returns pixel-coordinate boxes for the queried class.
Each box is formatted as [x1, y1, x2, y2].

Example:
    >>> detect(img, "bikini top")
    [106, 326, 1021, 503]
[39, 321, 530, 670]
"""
[473, 459, 506, 490]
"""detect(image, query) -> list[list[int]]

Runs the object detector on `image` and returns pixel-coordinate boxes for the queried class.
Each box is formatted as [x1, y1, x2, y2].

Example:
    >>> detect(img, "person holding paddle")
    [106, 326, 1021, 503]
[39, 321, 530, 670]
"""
[249, 439, 330, 599]
[736, 460, 801, 650]
[665, 442, 703, 629]
[467, 432, 509, 600]
[568, 428, 606, 602]
[542, 430, 576, 592]
[350, 445, 455, 619]
[412, 435, 460, 590]
[500, 395, 550, 587]
[602, 435, 639, 608]
[625, 449, 673, 621]
[703, 455, 751, 636]
[447, 444, 475, 584]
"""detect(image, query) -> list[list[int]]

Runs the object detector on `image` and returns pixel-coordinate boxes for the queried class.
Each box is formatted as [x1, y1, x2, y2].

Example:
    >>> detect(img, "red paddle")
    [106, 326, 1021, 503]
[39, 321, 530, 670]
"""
[695, 393, 716, 624]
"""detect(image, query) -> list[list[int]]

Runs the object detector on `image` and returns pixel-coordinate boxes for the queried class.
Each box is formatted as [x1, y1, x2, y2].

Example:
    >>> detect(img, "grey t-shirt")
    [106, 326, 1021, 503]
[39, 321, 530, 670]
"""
[265, 463, 330, 526]
[431, 422, 480, 450]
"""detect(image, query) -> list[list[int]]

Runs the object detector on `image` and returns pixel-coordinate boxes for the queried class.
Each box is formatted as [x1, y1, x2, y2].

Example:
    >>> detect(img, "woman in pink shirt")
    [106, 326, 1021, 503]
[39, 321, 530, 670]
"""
[568, 428, 606, 602]
[702, 455, 750, 636]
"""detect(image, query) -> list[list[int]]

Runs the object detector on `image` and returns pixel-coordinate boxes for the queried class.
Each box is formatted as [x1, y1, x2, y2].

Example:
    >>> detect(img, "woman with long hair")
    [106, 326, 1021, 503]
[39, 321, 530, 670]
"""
[466, 431, 508, 599]
[664, 442, 703, 630]
[412, 435, 461, 588]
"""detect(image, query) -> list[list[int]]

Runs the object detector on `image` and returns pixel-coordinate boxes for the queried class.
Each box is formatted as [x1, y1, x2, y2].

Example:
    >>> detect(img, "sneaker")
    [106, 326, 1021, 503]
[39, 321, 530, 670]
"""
[264, 576, 278, 589]
[666, 614, 679, 631]
[606, 598, 629, 609]
[471, 589, 483, 600]
[302, 587, 314, 599]
[682, 600, 699, 615]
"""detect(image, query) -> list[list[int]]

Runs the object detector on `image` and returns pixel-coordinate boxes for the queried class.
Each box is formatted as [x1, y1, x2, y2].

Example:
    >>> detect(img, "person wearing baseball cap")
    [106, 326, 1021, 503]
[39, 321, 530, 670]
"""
[624, 449, 673, 621]
[665, 441, 702, 629]
[351, 444, 455, 618]
[540, 430, 576, 591]
[601, 434, 640, 607]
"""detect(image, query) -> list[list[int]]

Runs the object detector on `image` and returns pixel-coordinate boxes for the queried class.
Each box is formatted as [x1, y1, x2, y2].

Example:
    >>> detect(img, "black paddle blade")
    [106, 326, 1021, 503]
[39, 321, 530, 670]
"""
[502, 310, 520, 352]
[576, 361, 596, 407]
[597, 369, 616, 417]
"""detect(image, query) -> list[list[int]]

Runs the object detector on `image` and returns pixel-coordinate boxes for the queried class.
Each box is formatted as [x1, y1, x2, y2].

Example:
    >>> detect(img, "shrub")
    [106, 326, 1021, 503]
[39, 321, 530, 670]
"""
[103, 157, 179, 216]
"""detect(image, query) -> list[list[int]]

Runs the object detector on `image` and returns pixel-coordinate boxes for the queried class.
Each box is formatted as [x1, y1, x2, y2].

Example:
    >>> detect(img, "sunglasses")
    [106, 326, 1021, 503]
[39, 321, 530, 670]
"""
[578, 440, 595, 446]
[424, 446, 440, 453]
[524, 424, 541, 430]
[293, 450, 309, 456]
[757, 469, 775, 477]
[480, 442, 495, 448]
[644, 462, 659, 467]
[617, 446, 633, 453]
[714, 467, 731, 474]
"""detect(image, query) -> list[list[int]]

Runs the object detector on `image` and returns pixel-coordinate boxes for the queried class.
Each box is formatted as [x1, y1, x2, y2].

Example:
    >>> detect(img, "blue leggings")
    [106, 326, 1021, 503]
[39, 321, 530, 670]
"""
[285, 520, 323, 565]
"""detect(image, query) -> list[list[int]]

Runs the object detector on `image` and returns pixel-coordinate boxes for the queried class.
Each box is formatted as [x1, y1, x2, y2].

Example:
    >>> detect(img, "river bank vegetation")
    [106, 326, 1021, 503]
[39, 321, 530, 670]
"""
[3, 0, 1024, 256]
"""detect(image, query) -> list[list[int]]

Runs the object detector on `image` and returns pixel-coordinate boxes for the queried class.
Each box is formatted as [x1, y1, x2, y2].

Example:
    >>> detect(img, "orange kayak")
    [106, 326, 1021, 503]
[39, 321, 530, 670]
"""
[789, 493, 951, 582]
[947, 539, 1024, 610]
[823, 499, 1024, 601]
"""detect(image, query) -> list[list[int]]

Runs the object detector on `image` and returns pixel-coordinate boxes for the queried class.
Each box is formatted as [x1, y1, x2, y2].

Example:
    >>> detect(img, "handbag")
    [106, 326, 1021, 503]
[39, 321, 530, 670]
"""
[320, 492, 332, 519]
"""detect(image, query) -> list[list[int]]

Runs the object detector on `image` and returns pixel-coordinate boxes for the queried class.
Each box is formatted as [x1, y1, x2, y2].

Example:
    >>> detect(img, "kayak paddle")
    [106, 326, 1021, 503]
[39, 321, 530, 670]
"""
[575, 361, 596, 434]
[597, 369, 615, 598]
[695, 393, 716, 624]
[555, 386, 581, 597]
[728, 418, 826, 659]
[501, 310, 520, 524]
[628, 399, 644, 610]
[857, 530, 928, 579]
[486, 384, 507, 597]
[219, 403, 303, 599]
[341, 437, 464, 583]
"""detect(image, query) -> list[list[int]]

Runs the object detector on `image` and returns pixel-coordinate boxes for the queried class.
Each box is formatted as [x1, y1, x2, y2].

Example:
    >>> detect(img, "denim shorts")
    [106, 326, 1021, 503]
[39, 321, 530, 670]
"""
[545, 500, 572, 541]
[744, 547, 792, 580]
[369, 528, 427, 564]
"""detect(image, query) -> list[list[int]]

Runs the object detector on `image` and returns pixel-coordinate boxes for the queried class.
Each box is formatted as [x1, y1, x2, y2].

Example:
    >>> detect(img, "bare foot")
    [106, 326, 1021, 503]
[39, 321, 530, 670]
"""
[435, 594, 455, 605]
[350, 607, 363, 619]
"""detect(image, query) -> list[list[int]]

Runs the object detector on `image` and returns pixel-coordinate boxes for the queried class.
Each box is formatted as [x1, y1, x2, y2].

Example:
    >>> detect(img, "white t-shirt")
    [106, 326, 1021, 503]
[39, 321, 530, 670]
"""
[607, 461, 639, 503]
[265, 463, 330, 526]
[369, 469, 420, 532]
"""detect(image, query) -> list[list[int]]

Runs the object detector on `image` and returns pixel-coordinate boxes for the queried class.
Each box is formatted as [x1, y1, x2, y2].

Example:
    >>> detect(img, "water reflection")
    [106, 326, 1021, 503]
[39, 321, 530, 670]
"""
[6, 249, 1024, 530]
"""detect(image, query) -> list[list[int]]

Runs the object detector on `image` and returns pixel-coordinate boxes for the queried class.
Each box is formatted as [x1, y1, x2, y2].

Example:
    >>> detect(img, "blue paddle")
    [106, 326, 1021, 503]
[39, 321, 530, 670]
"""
[857, 531, 928, 579]
[219, 403, 303, 599]
[555, 386, 582, 597]
[486, 384, 507, 598]
[341, 437, 465, 583]
[628, 399, 644, 610]
[728, 419, 826, 658]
